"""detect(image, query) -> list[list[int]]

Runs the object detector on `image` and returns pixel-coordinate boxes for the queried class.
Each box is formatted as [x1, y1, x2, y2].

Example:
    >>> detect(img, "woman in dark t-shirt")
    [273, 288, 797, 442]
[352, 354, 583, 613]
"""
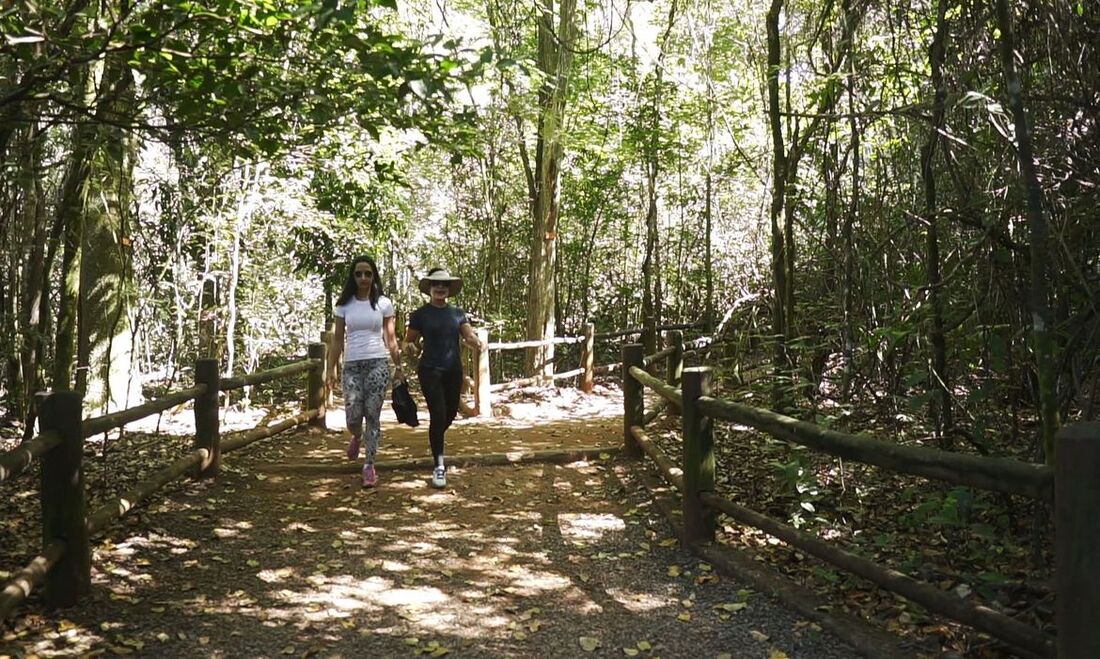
[403, 268, 486, 488]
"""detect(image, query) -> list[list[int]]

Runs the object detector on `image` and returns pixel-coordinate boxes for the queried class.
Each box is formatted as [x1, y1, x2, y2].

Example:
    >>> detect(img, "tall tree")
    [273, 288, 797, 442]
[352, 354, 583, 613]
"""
[523, 0, 578, 379]
[765, 0, 790, 405]
[921, 0, 952, 446]
[994, 0, 1059, 462]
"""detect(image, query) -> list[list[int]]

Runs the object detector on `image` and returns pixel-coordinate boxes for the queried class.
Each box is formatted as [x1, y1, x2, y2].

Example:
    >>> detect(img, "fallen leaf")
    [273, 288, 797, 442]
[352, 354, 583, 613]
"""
[579, 636, 601, 652]
[768, 649, 789, 659]
[750, 630, 769, 642]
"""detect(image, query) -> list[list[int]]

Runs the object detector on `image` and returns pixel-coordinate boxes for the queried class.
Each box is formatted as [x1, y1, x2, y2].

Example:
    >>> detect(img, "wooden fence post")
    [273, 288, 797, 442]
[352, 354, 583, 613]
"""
[193, 359, 220, 479]
[308, 342, 327, 428]
[39, 391, 90, 607]
[666, 329, 684, 417]
[475, 328, 491, 417]
[1056, 422, 1100, 658]
[682, 367, 715, 544]
[622, 343, 645, 458]
[666, 329, 684, 386]
[580, 322, 595, 393]
[320, 329, 334, 407]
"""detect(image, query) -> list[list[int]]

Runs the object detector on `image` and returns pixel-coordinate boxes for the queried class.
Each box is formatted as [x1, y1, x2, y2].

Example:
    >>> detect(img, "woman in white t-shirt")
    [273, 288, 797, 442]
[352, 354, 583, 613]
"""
[326, 255, 402, 488]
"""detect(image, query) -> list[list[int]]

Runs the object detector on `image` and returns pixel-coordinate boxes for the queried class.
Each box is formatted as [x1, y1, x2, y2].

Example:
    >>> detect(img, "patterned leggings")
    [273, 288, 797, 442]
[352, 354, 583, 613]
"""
[342, 358, 390, 464]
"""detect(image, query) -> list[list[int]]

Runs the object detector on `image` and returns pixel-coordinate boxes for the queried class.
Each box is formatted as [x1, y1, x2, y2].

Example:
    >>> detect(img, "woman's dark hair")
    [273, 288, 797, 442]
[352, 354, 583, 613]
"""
[336, 255, 382, 309]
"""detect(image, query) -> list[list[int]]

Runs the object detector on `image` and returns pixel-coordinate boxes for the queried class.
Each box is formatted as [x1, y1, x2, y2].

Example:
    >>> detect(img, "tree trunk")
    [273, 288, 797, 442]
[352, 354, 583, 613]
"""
[641, 156, 659, 357]
[766, 0, 790, 407]
[922, 0, 952, 447]
[994, 0, 1059, 463]
[19, 122, 48, 422]
[840, 0, 859, 401]
[525, 0, 577, 380]
[705, 172, 714, 332]
[74, 53, 135, 411]
[52, 115, 95, 391]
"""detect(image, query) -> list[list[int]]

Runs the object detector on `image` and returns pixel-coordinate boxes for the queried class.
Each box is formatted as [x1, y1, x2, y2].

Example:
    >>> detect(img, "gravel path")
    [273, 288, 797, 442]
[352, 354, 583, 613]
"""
[3, 397, 861, 658]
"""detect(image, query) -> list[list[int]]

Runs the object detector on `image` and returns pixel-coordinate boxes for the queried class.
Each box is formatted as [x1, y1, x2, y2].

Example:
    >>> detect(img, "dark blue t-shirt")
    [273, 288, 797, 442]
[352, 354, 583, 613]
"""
[409, 304, 468, 371]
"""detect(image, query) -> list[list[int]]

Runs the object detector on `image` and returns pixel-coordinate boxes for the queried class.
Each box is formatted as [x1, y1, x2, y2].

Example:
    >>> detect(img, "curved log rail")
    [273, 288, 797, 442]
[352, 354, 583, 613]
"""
[618, 346, 1087, 657]
[0, 343, 328, 622]
[0, 431, 62, 483]
[82, 386, 207, 438]
[698, 491, 1053, 657]
[696, 396, 1052, 502]
[220, 358, 318, 390]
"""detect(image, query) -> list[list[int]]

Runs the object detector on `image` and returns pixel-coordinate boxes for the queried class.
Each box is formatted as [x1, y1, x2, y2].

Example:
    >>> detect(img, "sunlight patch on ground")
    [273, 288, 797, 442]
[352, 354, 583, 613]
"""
[490, 511, 540, 523]
[257, 566, 298, 583]
[557, 513, 626, 540]
[283, 521, 318, 533]
[385, 540, 444, 556]
[604, 587, 670, 613]
[13, 622, 105, 658]
[459, 384, 624, 428]
[380, 559, 410, 573]
[376, 586, 449, 607]
[386, 477, 429, 490]
[502, 565, 571, 595]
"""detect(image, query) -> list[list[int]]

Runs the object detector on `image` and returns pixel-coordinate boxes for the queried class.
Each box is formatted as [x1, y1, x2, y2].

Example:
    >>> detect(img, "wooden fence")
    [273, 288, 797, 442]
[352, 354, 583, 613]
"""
[461, 321, 720, 416]
[0, 342, 328, 622]
[619, 342, 1096, 658]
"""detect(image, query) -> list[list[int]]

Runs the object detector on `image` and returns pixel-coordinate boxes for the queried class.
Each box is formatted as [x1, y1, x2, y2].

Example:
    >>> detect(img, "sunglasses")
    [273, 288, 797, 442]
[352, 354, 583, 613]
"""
[354, 271, 374, 279]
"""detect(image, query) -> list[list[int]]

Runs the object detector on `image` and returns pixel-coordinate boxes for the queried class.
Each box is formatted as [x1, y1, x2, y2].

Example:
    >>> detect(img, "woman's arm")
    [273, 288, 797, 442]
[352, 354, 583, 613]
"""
[459, 322, 487, 352]
[326, 317, 345, 389]
[383, 316, 403, 378]
[402, 328, 422, 358]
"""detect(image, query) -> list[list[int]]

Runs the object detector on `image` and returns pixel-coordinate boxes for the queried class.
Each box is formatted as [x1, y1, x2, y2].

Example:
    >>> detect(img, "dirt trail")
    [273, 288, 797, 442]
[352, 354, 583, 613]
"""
[3, 389, 855, 658]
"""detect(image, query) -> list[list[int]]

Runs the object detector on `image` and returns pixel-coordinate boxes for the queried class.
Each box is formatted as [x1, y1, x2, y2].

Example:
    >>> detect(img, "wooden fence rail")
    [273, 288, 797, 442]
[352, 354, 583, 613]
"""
[467, 322, 698, 415]
[0, 343, 328, 622]
[618, 345, 1091, 658]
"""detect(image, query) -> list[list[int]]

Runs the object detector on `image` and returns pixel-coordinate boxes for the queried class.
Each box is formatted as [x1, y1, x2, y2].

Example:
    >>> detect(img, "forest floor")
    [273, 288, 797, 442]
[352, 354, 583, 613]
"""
[0, 380, 1046, 658]
[1, 384, 865, 659]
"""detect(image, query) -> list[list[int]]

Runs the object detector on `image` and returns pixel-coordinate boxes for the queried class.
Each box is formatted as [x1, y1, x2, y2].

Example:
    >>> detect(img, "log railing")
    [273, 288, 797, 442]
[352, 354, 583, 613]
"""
[0, 343, 327, 622]
[619, 344, 1093, 658]
[468, 322, 709, 416]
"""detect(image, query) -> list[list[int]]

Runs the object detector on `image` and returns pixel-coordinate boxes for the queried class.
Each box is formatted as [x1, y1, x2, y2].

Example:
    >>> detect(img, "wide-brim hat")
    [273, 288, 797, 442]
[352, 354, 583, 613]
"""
[418, 269, 463, 296]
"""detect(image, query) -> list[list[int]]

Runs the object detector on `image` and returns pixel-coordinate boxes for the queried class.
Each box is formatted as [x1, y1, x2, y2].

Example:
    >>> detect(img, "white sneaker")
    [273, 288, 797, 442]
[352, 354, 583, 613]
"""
[431, 466, 447, 488]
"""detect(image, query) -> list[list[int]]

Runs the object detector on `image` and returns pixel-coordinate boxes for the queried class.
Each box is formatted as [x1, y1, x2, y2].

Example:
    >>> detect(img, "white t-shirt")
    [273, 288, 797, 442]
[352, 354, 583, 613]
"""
[334, 295, 396, 362]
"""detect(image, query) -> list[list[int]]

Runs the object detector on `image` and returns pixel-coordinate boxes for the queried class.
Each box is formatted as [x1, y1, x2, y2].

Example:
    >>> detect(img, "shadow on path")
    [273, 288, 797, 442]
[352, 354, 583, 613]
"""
[3, 396, 855, 658]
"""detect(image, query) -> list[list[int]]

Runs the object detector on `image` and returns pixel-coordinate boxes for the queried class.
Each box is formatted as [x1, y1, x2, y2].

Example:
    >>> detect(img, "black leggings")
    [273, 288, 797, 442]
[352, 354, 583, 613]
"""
[418, 366, 462, 465]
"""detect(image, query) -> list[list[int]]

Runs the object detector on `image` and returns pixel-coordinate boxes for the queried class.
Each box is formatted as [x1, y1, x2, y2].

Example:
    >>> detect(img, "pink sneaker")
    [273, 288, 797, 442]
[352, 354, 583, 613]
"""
[361, 463, 377, 488]
[346, 434, 360, 460]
